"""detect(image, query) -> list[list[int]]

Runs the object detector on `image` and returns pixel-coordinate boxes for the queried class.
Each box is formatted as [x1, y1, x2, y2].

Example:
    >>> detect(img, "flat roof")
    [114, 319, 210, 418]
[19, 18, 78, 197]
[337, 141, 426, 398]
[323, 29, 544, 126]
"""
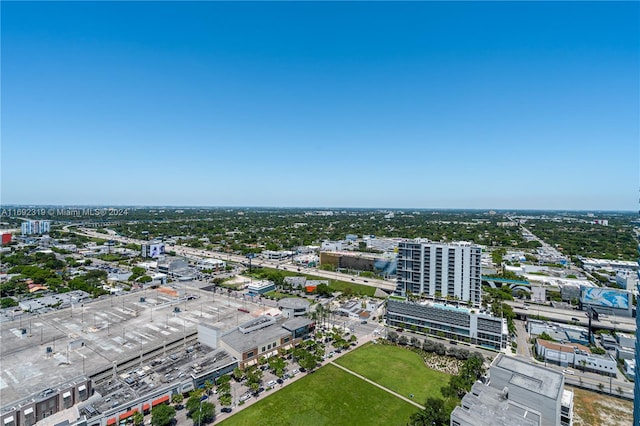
[493, 354, 563, 400]
[247, 280, 275, 290]
[282, 317, 313, 332]
[536, 339, 590, 354]
[451, 382, 541, 426]
[278, 298, 310, 309]
[220, 322, 290, 354]
[0, 282, 257, 408]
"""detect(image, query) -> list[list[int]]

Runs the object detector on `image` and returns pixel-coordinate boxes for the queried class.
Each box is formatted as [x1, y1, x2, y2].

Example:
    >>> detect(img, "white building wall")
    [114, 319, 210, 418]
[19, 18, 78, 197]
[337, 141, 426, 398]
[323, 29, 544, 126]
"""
[396, 241, 481, 303]
[489, 367, 560, 426]
[573, 353, 617, 376]
[617, 333, 635, 348]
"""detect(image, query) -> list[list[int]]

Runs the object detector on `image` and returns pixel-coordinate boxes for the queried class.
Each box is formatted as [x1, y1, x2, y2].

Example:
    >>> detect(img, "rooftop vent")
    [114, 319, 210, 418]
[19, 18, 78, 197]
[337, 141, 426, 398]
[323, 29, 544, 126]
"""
[502, 386, 509, 400]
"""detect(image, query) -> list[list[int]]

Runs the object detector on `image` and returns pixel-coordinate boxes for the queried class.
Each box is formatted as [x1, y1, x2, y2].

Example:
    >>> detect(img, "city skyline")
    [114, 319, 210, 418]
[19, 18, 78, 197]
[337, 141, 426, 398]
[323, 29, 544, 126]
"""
[2, 2, 638, 210]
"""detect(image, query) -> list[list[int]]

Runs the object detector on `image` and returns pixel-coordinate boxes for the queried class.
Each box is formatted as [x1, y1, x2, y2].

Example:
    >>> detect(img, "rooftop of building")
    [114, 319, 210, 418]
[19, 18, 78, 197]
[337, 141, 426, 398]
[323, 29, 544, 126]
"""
[616, 332, 634, 339]
[90, 344, 234, 414]
[319, 250, 391, 259]
[282, 317, 313, 332]
[283, 276, 306, 284]
[451, 381, 541, 426]
[536, 338, 591, 354]
[389, 298, 499, 318]
[492, 354, 564, 400]
[0, 283, 257, 409]
[246, 280, 275, 290]
[220, 318, 291, 354]
[400, 239, 478, 248]
[277, 297, 310, 309]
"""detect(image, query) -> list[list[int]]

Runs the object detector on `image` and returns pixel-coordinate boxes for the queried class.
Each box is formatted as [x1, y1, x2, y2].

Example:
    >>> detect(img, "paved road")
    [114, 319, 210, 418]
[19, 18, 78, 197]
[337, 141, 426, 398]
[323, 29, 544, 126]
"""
[513, 319, 532, 358]
[330, 361, 425, 410]
[73, 227, 397, 292]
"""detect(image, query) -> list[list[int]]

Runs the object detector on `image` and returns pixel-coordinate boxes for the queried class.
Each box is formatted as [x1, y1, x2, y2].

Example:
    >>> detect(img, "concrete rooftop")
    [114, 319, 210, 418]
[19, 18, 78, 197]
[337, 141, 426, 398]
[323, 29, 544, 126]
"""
[0, 282, 262, 408]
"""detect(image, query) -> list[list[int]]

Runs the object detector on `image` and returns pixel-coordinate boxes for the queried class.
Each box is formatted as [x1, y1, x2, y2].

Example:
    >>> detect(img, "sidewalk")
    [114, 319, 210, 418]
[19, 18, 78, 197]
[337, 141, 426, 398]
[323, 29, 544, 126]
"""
[212, 331, 383, 424]
[329, 361, 425, 410]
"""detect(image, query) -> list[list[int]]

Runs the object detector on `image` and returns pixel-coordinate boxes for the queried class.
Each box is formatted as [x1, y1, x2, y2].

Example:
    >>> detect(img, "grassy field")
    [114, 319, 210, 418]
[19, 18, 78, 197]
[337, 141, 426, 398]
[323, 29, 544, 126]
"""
[220, 364, 417, 426]
[263, 290, 291, 300]
[335, 342, 451, 403]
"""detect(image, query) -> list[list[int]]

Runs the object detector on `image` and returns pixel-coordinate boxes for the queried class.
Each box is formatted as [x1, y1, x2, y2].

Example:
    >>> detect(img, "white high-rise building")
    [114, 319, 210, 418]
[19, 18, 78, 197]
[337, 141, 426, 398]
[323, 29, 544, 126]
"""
[20, 220, 50, 235]
[394, 240, 482, 304]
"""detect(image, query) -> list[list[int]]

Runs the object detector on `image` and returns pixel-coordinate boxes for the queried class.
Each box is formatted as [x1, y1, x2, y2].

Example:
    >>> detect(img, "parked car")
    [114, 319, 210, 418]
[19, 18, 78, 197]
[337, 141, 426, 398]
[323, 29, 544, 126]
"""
[266, 380, 277, 387]
[221, 407, 232, 413]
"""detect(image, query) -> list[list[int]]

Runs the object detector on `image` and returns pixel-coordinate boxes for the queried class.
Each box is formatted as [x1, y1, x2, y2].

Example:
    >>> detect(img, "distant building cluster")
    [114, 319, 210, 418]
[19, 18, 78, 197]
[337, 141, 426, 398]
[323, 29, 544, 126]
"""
[20, 220, 50, 235]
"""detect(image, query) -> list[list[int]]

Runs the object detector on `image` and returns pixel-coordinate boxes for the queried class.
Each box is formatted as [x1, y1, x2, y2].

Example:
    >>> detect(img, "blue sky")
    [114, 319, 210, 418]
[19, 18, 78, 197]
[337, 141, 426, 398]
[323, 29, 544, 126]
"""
[2, 1, 638, 210]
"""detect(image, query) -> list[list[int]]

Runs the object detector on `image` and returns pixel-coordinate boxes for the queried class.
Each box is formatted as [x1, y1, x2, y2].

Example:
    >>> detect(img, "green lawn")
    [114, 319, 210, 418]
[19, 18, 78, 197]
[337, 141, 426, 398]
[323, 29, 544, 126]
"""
[245, 266, 377, 297]
[335, 342, 451, 403]
[220, 364, 417, 426]
[263, 290, 291, 300]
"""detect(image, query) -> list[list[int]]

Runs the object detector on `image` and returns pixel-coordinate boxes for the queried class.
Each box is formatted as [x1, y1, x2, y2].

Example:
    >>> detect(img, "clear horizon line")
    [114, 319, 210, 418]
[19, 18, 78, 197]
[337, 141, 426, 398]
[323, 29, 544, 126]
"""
[0, 204, 635, 213]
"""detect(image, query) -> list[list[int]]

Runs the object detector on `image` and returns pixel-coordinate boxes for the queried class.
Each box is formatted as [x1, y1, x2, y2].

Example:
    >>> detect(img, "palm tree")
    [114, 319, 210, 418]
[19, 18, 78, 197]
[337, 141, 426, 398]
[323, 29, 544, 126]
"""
[171, 393, 184, 405]
[203, 379, 213, 395]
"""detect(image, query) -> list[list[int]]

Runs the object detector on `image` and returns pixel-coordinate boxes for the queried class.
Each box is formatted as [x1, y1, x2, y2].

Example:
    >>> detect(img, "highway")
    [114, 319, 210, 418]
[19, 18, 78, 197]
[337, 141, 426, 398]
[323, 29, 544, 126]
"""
[505, 300, 636, 333]
[71, 226, 397, 292]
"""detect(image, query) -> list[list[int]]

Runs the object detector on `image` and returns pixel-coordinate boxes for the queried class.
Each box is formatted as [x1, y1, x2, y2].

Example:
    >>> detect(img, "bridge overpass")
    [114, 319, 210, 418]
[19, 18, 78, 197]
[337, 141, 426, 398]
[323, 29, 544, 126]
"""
[505, 300, 636, 333]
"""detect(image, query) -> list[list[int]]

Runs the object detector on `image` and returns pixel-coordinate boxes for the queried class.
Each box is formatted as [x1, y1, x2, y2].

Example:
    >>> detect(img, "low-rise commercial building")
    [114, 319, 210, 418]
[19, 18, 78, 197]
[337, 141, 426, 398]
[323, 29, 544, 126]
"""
[261, 250, 294, 260]
[528, 320, 591, 346]
[623, 359, 635, 380]
[246, 280, 276, 295]
[386, 299, 507, 350]
[218, 316, 313, 368]
[534, 338, 617, 377]
[617, 332, 635, 349]
[277, 298, 310, 318]
[196, 258, 226, 271]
